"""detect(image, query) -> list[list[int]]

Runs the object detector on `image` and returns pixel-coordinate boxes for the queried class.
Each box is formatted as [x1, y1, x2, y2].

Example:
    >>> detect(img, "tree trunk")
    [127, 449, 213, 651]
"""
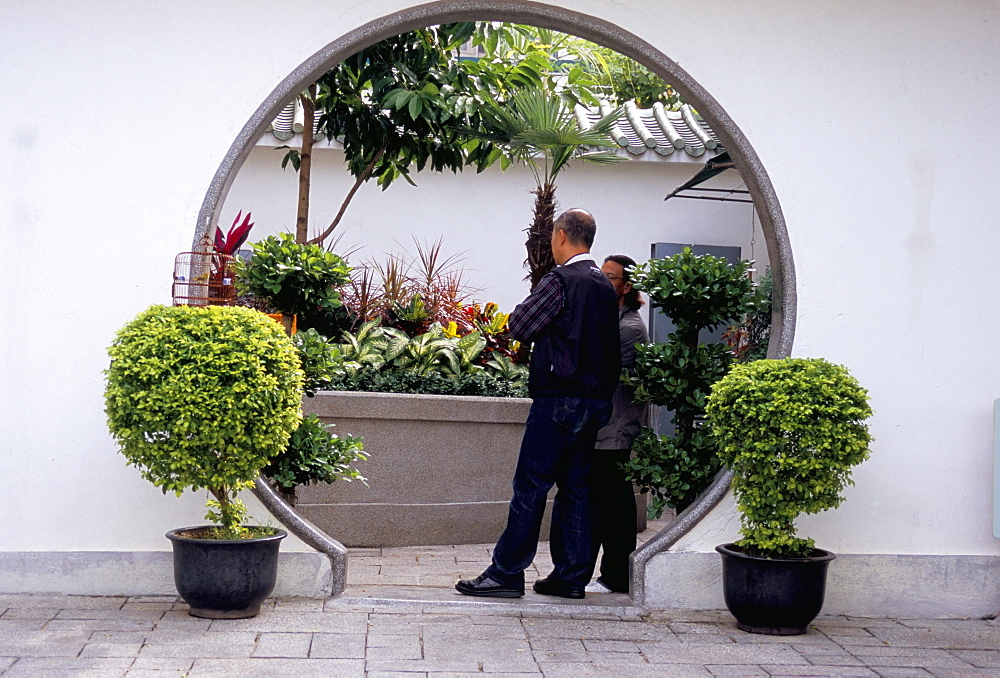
[294, 84, 316, 244]
[525, 183, 557, 291]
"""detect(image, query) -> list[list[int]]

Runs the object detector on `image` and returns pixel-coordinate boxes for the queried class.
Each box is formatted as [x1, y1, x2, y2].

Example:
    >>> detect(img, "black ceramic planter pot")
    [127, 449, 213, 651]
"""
[716, 543, 836, 635]
[166, 526, 286, 619]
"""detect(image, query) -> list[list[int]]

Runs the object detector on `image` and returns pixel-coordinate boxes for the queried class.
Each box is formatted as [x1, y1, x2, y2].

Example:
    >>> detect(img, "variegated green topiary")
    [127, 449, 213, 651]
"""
[104, 304, 304, 538]
[706, 358, 873, 557]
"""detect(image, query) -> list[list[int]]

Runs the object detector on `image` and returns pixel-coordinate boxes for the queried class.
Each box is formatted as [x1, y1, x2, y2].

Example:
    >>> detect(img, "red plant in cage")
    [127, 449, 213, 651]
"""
[172, 212, 254, 307]
[211, 212, 254, 304]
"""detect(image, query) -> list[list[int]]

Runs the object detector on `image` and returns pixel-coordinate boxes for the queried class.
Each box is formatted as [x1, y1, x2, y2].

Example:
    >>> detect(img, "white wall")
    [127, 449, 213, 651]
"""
[223, 143, 759, 315]
[1, 1, 998, 578]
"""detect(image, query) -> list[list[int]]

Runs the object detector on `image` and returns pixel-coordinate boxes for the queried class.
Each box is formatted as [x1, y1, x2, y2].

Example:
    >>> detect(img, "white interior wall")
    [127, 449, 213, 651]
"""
[1, 1, 998, 571]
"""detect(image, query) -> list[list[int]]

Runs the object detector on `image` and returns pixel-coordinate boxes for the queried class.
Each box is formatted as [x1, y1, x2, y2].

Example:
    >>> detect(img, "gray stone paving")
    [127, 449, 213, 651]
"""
[2, 525, 997, 676]
[2, 594, 997, 676]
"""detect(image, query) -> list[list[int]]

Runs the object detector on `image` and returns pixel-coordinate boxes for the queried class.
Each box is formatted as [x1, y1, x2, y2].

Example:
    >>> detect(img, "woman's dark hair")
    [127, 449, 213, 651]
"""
[604, 254, 644, 310]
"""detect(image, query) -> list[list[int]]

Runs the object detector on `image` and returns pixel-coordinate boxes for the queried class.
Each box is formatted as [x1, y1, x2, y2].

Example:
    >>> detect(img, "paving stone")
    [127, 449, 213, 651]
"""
[706, 665, 769, 676]
[0, 607, 60, 619]
[270, 597, 327, 613]
[129, 656, 195, 670]
[924, 669, 1000, 677]
[871, 669, 934, 677]
[90, 630, 148, 644]
[947, 649, 1000, 667]
[868, 627, 1000, 651]
[761, 666, 878, 676]
[0, 657, 15, 671]
[365, 640, 423, 660]
[855, 656, 974, 669]
[44, 618, 156, 633]
[2, 656, 134, 676]
[251, 631, 312, 658]
[532, 649, 590, 662]
[581, 638, 640, 653]
[206, 610, 369, 634]
[366, 632, 422, 649]
[55, 608, 163, 620]
[80, 641, 142, 657]
[0, 619, 46, 632]
[309, 631, 368, 659]
[126, 670, 193, 677]
[640, 642, 809, 665]
[803, 654, 868, 666]
[0, 595, 126, 609]
[522, 618, 671, 642]
[189, 657, 366, 676]
[537, 661, 712, 677]
[365, 658, 483, 672]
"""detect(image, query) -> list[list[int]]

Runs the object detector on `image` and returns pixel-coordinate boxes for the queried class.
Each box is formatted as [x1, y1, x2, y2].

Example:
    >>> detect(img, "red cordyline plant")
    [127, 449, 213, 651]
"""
[209, 211, 254, 305]
[215, 211, 254, 258]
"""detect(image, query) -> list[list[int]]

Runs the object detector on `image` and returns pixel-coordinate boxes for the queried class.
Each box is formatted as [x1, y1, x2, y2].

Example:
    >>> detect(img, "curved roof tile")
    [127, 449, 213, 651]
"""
[264, 99, 723, 161]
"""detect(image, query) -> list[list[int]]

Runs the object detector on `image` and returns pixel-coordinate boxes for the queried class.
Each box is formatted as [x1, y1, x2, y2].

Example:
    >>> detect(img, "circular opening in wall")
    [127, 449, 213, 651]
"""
[196, 2, 795, 602]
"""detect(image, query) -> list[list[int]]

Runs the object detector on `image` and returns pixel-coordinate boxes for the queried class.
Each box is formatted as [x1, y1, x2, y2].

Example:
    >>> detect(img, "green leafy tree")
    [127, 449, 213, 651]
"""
[624, 248, 756, 517]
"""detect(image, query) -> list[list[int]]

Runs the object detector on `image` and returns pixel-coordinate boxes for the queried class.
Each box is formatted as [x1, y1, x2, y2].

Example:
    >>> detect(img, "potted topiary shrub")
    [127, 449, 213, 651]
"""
[705, 357, 873, 635]
[104, 304, 304, 618]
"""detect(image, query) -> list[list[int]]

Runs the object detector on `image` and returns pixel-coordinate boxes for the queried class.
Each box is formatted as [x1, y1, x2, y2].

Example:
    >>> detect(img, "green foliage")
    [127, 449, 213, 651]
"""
[706, 358, 873, 558]
[234, 233, 351, 321]
[625, 249, 757, 516]
[104, 305, 304, 538]
[263, 414, 367, 490]
[632, 248, 756, 338]
[724, 268, 773, 363]
[624, 428, 721, 520]
[326, 319, 528, 398]
[328, 368, 527, 399]
[628, 340, 733, 415]
[292, 328, 350, 396]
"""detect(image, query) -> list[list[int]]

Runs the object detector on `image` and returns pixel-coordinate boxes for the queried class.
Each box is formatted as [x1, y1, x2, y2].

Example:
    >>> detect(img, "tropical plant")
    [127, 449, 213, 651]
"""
[234, 233, 351, 333]
[705, 358, 873, 557]
[104, 305, 304, 539]
[623, 248, 756, 517]
[477, 89, 622, 287]
[262, 414, 367, 501]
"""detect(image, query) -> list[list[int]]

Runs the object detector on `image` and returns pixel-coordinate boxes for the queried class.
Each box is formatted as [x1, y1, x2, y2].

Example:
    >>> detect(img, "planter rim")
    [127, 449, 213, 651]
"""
[166, 526, 287, 545]
[305, 389, 532, 424]
[716, 542, 836, 564]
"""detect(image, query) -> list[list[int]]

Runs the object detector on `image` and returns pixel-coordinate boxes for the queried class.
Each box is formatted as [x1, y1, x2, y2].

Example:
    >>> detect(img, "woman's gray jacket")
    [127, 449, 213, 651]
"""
[594, 306, 649, 450]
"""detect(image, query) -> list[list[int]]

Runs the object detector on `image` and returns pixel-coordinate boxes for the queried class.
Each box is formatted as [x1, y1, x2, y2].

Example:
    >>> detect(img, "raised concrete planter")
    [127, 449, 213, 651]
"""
[297, 391, 535, 547]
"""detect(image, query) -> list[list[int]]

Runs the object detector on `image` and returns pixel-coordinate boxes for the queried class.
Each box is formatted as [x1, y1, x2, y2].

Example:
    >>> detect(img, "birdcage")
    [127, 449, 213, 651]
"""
[172, 237, 239, 306]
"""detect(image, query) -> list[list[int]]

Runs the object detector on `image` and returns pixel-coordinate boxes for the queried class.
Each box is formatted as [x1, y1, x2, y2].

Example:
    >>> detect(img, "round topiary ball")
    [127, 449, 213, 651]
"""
[104, 304, 304, 498]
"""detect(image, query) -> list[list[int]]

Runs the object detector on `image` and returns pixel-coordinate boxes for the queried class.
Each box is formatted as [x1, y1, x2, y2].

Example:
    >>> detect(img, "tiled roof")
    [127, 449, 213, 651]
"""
[264, 99, 722, 161]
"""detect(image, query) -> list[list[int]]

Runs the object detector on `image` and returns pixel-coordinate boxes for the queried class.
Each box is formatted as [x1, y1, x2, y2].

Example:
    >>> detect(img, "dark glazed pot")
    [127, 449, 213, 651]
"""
[716, 543, 835, 635]
[166, 526, 286, 619]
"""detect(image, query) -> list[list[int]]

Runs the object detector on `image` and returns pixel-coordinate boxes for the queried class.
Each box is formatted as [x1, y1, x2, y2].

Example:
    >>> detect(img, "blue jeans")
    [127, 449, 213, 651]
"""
[486, 396, 612, 587]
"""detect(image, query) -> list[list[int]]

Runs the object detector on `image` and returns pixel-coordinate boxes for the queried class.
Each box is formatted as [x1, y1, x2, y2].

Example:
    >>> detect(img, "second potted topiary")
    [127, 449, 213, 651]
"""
[104, 304, 305, 618]
[705, 357, 873, 635]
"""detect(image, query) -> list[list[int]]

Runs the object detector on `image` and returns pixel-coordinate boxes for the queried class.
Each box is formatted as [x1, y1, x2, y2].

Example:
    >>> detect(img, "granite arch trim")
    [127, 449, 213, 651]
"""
[198, 0, 796, 601]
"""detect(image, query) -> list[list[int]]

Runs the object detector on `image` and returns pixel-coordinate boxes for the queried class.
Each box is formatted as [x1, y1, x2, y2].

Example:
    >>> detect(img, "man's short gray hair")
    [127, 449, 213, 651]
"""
[554, 209, 596, 248]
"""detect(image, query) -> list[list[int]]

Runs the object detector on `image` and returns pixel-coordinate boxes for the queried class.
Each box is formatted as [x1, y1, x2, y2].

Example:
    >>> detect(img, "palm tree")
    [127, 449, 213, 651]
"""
[480, 90, 622, 289]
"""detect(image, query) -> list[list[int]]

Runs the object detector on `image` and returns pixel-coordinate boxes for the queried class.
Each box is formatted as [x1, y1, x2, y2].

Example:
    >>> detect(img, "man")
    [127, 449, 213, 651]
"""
[456, 209, 620, 599]
[585, 254, 650, 594]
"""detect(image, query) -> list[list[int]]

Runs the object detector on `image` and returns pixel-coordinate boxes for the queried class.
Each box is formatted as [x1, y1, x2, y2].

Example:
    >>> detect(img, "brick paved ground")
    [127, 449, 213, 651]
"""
[2, 593, 998, 677]
[2, 523, 997, 677]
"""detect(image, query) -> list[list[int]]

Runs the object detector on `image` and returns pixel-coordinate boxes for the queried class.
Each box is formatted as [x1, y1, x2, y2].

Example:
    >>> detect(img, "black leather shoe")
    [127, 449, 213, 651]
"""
[455, 573, 524, 598]
[532, 576, 585, 599]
